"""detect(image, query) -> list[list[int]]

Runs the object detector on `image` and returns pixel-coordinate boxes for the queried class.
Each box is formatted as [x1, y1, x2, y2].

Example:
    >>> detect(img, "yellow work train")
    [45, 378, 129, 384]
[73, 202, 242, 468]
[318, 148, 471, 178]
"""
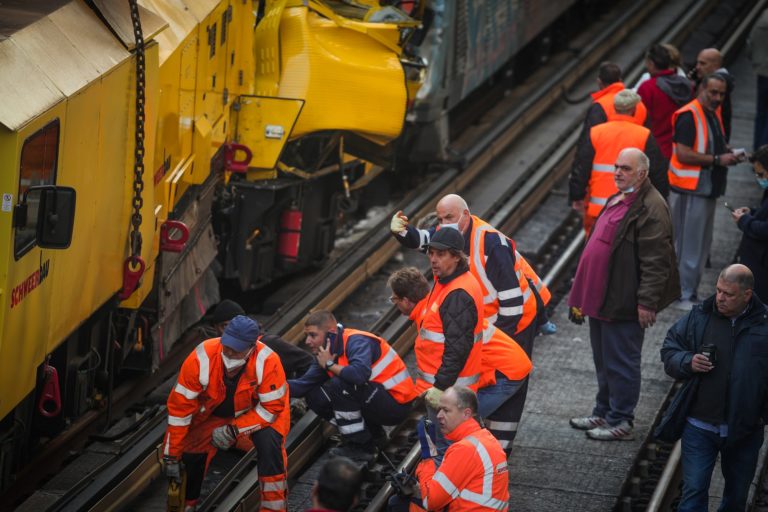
[0, 0, 420, 490]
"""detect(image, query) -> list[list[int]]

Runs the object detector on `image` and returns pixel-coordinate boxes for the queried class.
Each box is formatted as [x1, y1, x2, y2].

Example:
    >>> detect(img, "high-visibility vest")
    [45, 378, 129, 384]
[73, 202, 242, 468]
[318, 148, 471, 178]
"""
[468, 216, 546, 333]
[592, 81, 648, 126]
[668, 99, 724, 191]
[164, 337, 290, 459]
[412, 271, 484, 393]
[479, 320, 532, 388]
[417, 419, 509, 511]
[335, 328, 418, 404]
[586, 116, 651, 218]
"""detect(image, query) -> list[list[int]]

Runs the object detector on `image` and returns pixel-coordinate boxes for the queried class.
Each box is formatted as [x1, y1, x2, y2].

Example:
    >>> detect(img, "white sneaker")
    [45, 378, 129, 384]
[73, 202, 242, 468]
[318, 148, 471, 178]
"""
[586, 420, 634, 441]
[569, 416, 607, 430]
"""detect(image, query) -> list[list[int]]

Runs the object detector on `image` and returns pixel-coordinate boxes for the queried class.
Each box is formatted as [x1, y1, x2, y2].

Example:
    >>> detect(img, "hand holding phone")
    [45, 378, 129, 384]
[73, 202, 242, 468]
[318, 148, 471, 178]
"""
[733, 148, 747, 162]
[723, 202, 734, 212]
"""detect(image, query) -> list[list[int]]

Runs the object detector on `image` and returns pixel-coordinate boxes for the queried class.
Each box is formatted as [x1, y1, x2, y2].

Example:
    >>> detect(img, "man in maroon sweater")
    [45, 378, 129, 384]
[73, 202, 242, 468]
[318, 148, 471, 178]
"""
[638, 44, 693, 160]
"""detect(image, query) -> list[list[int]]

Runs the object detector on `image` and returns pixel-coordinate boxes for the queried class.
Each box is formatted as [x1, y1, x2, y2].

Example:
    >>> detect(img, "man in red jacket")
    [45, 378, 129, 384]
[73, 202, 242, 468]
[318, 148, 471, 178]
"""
[637, 44, 693, 160]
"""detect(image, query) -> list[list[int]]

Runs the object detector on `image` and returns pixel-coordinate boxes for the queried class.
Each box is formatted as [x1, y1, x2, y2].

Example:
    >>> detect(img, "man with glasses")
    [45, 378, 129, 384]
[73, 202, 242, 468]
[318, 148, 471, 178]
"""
[568, 148, 679, 440]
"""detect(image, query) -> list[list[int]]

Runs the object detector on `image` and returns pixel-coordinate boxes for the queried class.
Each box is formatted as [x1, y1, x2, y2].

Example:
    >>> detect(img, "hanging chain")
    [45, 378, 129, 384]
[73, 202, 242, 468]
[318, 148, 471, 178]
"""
[128, 0, 145, 265]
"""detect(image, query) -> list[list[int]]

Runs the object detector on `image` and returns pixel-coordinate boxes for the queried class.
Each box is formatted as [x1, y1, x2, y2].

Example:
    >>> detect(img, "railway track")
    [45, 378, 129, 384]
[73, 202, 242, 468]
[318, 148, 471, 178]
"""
[11, 0, 759, 510]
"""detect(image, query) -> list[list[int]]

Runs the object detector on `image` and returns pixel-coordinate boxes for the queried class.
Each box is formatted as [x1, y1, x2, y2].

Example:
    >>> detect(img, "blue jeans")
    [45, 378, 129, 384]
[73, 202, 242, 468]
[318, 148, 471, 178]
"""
[679, 423, 764, 512]
[477, 374, 525, 417]
[478, 374, 527, 454]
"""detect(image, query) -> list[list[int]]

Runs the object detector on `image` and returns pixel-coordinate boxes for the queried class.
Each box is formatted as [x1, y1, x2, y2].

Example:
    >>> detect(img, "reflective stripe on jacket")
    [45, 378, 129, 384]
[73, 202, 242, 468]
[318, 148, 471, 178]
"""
[592, 81, 648, 126]
[518, 254, 550, 305]
[412, 272, 484, 393]
[416, 418, 509, 511]
[164, 337, 290, 458]
[668, 99, 723, 191]
[336, 328, 418, 404]
[479, 320, 532, 388]
[468, 216, 539, 334]
[586, 116, 651, 217]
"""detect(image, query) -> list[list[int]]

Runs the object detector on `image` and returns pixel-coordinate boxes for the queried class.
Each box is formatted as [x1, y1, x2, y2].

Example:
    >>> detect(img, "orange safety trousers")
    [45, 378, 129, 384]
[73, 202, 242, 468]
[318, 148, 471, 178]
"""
[180, 416, 288, 511]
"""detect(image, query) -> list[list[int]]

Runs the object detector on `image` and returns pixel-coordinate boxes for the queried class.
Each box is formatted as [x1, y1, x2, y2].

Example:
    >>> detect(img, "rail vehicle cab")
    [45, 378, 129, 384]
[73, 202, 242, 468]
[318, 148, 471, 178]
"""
[0, 0, 425, 492]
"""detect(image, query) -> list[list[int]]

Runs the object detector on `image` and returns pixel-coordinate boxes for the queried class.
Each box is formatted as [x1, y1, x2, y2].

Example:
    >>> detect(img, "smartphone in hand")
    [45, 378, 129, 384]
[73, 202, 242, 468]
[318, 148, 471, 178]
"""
[723, 202, 735, 212]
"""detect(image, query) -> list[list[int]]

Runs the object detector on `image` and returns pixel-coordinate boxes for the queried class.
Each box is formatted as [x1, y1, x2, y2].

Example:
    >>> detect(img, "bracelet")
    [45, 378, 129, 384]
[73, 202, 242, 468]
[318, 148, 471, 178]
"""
[713, 154, 720, 166]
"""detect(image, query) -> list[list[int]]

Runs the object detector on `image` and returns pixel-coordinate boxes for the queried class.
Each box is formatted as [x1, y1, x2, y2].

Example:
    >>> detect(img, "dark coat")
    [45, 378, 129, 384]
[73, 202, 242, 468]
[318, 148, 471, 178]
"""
[597, 179, 680, 320]
[736, 190, 768, 301]
[655, 295, 768, 444]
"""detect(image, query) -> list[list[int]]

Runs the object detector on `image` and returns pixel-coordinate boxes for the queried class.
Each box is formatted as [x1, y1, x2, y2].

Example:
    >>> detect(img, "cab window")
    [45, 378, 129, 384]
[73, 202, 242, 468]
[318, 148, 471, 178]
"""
[15, 120, 60, 259]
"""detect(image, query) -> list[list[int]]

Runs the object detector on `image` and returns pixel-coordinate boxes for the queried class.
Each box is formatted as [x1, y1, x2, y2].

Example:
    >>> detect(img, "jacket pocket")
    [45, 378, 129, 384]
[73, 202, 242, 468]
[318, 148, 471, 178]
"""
[597, 219, 619, 244]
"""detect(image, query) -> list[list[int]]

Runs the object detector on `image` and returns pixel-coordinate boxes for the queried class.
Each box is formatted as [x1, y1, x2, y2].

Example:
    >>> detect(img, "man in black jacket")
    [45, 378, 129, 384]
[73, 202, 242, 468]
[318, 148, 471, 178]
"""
[656, 264, 768, 512]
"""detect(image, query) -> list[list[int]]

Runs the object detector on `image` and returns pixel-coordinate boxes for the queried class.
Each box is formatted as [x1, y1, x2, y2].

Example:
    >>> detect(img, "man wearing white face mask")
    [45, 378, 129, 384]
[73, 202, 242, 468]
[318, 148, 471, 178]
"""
[568, 148, 679, 440]
[163, 315, 290, 511]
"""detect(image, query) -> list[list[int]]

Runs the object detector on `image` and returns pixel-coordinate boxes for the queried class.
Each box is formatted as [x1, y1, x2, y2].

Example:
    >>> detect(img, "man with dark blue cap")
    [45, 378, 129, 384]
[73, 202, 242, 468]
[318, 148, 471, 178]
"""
[163, 315, 291, 511]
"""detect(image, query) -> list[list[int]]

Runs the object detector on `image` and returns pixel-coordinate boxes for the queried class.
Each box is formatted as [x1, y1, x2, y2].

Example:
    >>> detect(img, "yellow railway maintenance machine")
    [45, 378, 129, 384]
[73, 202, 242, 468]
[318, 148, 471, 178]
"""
[0, 0, 421, 490]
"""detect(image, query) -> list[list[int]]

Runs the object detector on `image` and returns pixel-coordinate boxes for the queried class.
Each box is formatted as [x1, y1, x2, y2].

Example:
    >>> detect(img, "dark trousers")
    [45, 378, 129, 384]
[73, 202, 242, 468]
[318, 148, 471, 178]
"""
[182, 422, 285, 503]
[679, 423, 764, 512]
[588, 317, 644, 425]
[306, 378, 412, 444]
[756, 75, 768, 150]
[477, 374, 527, 455]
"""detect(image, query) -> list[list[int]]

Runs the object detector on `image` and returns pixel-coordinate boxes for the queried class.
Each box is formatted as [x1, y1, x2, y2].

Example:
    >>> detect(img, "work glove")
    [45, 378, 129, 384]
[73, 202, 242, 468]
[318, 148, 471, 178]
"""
[163, 456, 181, 481]
[211, 424, 238, 450]
[423, 387, 443, 410]
[568, 306, 585, 325]
[389, 471, 417, 498]
[390, 211, 409, 236]
[416, 419, 438, 459]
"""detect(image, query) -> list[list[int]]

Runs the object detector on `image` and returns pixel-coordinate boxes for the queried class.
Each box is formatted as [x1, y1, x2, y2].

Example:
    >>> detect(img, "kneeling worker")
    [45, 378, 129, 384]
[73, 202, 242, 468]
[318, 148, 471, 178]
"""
[396, 386, 510, 511]
[288, 310, 417, 462]
[163, 315, 290, 512]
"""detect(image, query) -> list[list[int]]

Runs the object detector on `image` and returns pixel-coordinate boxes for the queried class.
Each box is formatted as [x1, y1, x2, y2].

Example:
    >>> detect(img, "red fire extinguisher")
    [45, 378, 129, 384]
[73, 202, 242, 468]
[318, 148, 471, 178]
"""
[277, 208, 302, 263]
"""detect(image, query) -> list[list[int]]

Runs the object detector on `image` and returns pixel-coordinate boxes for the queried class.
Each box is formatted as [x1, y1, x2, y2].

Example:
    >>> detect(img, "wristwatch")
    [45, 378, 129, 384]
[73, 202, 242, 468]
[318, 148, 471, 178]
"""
[713, 154, 720, 166]
[325, 360, 335, 369]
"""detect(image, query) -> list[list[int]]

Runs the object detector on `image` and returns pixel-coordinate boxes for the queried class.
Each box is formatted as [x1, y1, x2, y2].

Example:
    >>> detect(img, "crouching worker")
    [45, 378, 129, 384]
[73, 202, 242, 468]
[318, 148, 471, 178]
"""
[388, 386, 509, 511]
[288, 310, 417, 463]
[163, 316, 290, 512]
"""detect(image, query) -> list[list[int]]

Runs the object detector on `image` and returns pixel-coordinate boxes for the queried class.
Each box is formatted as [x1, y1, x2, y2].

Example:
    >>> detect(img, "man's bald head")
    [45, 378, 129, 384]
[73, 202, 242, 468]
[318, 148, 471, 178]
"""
[719, 264, 754, 292]
[696, 48, 723, 79]
[435, 194, 471, 233]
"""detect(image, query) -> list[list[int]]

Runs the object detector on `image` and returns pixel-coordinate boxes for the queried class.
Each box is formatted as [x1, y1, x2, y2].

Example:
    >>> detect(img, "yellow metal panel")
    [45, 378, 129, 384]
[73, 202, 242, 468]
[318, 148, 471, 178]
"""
[90, 0, 168, 49]
[0, 39, 64, 131]
[11, 16, 100, 97]
[254, 0, 287, 97]
[178, 0, 219, 22]
[0, 104, 66, 423]
[190, 115, 212, 185]
[276, 7, 407, 142]
[236, 96, 304, 169]
[48, 0, 130, 75]
[139, 0, 199, 64]
[226, 0, 257, 96]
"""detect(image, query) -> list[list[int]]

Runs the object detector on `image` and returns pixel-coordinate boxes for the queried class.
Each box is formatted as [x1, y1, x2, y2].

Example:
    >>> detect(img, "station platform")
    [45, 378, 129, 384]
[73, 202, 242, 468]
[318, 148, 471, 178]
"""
[507, 50, 765, 511]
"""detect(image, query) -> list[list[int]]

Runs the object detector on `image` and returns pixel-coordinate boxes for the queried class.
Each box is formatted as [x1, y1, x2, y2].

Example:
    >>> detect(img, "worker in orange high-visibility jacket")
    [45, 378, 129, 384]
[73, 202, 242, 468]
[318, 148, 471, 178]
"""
[582, 61, 648, 131]
[668, 74, 742, 304]
[570, 89, 669, 234]
[163, 315, 290, 512]
[390, 194, 548, 357]
[396, 386, 509, 512]
[389, 266, 532, 457]
[288, 309, 417, 464]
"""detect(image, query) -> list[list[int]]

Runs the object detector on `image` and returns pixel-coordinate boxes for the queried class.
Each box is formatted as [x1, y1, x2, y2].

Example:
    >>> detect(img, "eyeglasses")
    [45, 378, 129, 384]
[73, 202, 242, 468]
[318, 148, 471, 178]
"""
[614, 164, 635, 172]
